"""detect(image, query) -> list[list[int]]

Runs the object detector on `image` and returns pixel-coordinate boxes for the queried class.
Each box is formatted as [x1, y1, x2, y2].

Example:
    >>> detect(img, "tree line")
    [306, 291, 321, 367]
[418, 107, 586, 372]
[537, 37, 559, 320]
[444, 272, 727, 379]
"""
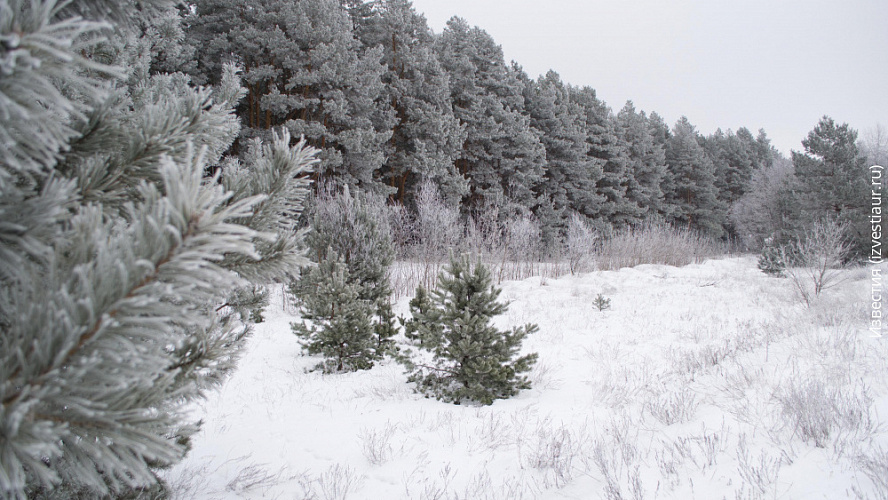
[1, 0, 882, 497]
[175, 0, 881, 256]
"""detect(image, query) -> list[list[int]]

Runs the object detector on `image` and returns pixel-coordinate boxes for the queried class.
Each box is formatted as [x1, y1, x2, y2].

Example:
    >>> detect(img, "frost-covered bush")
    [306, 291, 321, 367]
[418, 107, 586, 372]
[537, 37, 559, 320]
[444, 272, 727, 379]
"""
[401, 254, 538, 405]
[782, 218, 852, 306]
[597, 222, 720, 270]
[412, 181, 462, 286]
[566, 213, 598, 274]
[778, 378, 874, 448]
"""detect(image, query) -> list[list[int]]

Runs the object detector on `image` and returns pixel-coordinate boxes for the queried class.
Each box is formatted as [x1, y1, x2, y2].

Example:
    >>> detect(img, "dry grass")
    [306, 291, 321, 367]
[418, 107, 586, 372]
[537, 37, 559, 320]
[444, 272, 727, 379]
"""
[597, 222, 722, 270]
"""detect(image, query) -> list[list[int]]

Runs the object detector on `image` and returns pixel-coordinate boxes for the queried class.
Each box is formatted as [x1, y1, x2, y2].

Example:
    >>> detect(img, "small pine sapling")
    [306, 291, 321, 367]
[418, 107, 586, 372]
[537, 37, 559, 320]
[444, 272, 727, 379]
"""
[758, 245, 786, 277]
[402, 254, 539, 405]
[291, 253, 377, 372]
[297, 186, 398, 359]
[222, 285, 269, 323]
[592, 293, 611, 311]
[400, 285, 439, 345]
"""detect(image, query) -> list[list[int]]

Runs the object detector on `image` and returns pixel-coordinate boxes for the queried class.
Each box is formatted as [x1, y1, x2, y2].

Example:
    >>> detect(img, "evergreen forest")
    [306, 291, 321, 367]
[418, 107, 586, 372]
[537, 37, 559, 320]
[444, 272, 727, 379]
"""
[0, 0, 884, 497]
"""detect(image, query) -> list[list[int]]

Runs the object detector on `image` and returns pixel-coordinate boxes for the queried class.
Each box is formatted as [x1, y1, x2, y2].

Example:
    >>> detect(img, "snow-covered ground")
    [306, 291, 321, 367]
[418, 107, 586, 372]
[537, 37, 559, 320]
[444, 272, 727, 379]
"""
[164, 256, 888, 499]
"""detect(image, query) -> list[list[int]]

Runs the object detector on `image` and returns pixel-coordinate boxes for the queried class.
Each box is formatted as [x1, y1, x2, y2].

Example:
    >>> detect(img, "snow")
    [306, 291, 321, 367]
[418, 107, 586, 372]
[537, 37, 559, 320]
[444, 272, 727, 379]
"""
[164, 256, 888, 499]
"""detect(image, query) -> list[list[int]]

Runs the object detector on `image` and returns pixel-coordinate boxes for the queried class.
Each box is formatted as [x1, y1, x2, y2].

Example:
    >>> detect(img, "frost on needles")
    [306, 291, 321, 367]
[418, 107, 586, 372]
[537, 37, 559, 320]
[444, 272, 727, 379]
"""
[290, 186, 397, 373]
[401, 254, 539, 405]
[0, 0, 318, 497]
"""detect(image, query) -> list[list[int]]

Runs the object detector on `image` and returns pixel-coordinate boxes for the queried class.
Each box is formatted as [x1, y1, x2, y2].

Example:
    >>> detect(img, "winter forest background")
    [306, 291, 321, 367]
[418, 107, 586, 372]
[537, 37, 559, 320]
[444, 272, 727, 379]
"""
[1, 0, 886, 498]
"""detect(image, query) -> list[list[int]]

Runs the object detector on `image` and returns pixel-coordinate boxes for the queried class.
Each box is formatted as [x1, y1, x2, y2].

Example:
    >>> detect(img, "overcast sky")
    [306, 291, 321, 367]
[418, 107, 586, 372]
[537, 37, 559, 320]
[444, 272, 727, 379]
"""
[408, 0, 888, 157]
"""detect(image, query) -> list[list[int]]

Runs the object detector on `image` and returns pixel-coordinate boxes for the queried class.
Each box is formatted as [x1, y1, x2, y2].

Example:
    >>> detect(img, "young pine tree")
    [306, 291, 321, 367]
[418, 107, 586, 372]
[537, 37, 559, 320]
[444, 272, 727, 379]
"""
[290, 186, 396, 371]
[403, 254, 539, 405]
[291, 252, 377, 372]
[0, 1, 318, 497]
[401, 285, 440, 345]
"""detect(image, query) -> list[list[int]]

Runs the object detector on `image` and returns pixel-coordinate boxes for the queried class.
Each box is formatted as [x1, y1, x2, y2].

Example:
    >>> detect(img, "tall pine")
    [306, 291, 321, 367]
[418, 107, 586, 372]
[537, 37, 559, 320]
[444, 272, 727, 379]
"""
[664, 117, 725, 237]
[521, 70, 601, 246]
[186, 0, 394, 192]
[349, 0, 467, 207]
[436, 17, 546, 218]
[790, 116, 870, 256]
[574, 87, 645, 227]
[616, 101, 668, 217]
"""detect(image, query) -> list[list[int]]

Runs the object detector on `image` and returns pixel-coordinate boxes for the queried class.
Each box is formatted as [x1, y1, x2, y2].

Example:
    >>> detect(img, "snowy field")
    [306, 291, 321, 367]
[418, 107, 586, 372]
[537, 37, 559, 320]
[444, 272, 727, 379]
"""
[163, 256, 888, 499]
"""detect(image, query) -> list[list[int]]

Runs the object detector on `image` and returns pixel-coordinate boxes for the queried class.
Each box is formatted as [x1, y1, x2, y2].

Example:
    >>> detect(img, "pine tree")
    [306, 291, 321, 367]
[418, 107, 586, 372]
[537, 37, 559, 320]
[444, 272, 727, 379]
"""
[664, 117, 725, 237]
[791, 116, 870, 256]
[701, 127, 763, 207]
[616, 101, 668, 218]
[291, 185, 396, 368]
[0, 0, 317, 496]
[403, 254, 538, 405]
[291, 252, 377, 372]
[401, 285, 439, 345]
[436, 17, 546, 218]
[647, 111, 679, 220]
[572, 86, 643, 227]
[521, 70, 601, 247]
[758, 244, 786, 277]
[349, 0, 467, 207]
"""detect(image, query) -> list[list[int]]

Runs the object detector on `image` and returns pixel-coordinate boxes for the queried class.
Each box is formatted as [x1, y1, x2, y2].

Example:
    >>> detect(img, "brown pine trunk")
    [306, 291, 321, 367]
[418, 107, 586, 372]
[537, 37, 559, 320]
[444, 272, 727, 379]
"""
[398, 172, 408, 204]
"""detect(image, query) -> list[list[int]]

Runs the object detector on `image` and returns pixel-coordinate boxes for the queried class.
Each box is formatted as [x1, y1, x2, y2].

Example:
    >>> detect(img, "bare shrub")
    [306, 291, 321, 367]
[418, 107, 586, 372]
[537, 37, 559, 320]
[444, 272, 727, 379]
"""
[161, 462, 213, 500]
[590, 438, 644, 500]
[317, 464, 363, 500]
[386, 202, 415, 259]
[591, 443, 624, 500]
[500, 213, 542, 282]
[529, 360, 561, 390]
[855, 446, 888, 499]
[729, 156, 795, 251]
[597, 222, 721, 270]
[735, 435, 783, 498]
[671, 342, 733, 377]
[777, 378, 874, 448]
[225, 463, 285, 493]
[471, 410, 513, 452]
[566, 213, 598, 274]
[861, 123, 888, 170]
[694, 425, 730, 470]
[413, 181, 462, 289]
[526, 421, 580, 488]
[359, 422, 399, 465]
[782, 218, 852, 306]
[403, 462, 456, 500]
[464, 202, 503, 258]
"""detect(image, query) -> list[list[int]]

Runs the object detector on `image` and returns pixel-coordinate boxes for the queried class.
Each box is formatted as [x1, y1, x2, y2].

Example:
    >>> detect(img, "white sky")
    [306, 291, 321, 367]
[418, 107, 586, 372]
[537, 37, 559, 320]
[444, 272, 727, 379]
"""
[408, 0, 888, 157]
